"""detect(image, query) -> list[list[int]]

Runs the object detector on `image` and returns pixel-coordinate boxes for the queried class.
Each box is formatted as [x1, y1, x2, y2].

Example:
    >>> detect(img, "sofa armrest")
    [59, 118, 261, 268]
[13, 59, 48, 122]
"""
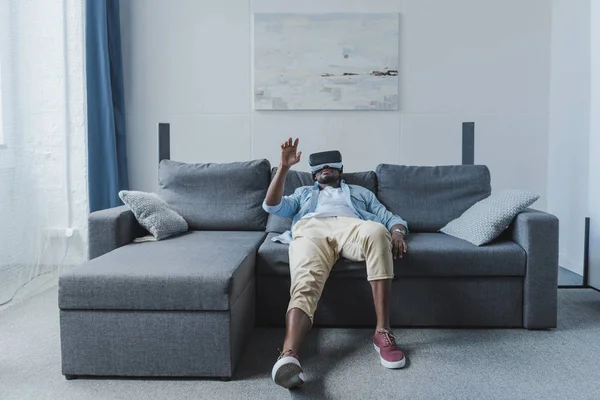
[88, 205, 146, 260]
[511, 208, 559, 329]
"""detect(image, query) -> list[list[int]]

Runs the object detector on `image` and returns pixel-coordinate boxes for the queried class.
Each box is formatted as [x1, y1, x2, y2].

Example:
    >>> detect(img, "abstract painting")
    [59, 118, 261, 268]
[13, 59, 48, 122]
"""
[253, 13, 399, 110]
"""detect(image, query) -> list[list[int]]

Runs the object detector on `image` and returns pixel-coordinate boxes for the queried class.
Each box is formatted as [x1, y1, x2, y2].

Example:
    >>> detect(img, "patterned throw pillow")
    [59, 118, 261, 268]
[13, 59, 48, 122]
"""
[440, 190, 540, 246]
[119, 190, 188, 242]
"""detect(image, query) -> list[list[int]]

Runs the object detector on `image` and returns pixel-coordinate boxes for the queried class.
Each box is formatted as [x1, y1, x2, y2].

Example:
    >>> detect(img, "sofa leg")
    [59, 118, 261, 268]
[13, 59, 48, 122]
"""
[64, 375, 77, 381]
[220, 377, 231, 382]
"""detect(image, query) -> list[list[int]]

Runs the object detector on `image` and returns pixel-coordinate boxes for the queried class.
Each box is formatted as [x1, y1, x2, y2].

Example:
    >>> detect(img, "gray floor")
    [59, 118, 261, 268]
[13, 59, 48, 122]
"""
[1, 287, 600, 400]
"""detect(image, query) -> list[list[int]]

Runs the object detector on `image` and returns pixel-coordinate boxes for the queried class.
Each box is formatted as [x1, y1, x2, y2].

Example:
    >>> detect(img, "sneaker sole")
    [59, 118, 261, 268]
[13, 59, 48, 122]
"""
[373, 343, 406, 369]
[272, 357, 305, 389]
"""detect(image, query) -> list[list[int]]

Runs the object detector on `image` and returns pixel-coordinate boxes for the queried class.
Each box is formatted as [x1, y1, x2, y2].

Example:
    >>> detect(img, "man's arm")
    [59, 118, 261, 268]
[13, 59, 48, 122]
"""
[364, 191, 409, 259]
[262, 137, 303, 218]
[389, 224, 408, 236]
[262, 166, 301, 218]
[265, 165, 290, 206]
[365, 190, 408, 234]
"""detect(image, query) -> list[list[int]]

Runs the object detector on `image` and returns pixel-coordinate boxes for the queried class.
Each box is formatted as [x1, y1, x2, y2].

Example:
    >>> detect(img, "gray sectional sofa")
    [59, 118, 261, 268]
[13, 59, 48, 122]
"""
[58, 159, 559, 380]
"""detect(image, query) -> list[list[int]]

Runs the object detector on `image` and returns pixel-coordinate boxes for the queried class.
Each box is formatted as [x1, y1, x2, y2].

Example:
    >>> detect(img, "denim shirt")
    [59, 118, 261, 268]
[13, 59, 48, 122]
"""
[262, 181, 408, 244]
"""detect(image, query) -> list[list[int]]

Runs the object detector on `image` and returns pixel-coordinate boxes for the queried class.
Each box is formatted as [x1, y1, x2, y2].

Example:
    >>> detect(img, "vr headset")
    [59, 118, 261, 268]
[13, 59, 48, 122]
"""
[309, 150, 343, 175]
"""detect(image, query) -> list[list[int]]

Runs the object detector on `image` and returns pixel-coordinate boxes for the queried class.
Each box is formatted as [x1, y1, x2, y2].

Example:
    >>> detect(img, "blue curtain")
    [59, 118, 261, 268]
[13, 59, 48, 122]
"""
[86, 0, 129, 212]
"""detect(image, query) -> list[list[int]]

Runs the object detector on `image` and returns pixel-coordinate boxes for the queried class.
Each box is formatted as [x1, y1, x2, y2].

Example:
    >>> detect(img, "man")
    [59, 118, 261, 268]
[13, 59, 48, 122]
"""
[263, 138, 409, 389]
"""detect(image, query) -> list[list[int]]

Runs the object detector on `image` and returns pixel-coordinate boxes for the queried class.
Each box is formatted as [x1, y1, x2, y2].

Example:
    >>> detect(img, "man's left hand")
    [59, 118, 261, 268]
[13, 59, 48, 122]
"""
[391, 232, 407, 260]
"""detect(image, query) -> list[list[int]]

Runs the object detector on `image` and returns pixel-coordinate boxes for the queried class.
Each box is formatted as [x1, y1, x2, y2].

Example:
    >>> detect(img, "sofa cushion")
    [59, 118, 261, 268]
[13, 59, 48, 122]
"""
[257, 232, 525, 277]
[159, 159, 271, 230]
[375, 164, 491, 233]
[257, 233, 369, 278]
[59, 231, 266, 311]
[266, 168, 378, 233]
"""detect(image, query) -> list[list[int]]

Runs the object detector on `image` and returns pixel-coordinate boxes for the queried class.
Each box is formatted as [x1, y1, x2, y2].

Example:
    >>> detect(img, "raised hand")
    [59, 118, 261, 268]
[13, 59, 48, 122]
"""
[280, 138, 302, 168]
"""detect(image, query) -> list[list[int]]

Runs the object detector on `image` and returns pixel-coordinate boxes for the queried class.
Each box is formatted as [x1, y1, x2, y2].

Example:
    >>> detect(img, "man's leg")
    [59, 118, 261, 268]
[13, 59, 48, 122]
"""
[370, 279, 392, 331]
[282, 308, 312, 355]
[338, 219, 405, 369]
[272, 219, 336, 388]
[337, 219, 394, 312]
[284, 234, 336, 351]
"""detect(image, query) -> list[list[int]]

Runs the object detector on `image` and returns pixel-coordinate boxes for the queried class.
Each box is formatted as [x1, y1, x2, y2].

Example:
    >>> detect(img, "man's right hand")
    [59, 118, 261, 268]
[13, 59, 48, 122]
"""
[265, 138, 301, 207]
[281, 138, 302, 168]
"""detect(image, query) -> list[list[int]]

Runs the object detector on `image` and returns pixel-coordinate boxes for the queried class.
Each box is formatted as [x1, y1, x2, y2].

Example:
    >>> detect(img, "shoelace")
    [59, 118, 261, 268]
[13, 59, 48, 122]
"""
[378, 330, 396, 347]
[277, 348, 294, 359]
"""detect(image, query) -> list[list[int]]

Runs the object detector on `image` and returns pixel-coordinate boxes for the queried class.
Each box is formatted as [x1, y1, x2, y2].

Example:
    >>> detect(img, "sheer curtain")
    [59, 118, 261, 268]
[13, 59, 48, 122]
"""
[0, 0, 88, 307]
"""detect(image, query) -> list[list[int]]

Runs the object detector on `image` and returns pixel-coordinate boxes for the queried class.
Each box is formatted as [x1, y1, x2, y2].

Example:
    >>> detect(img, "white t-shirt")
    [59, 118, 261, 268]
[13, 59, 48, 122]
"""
[302, 186, 360, 220]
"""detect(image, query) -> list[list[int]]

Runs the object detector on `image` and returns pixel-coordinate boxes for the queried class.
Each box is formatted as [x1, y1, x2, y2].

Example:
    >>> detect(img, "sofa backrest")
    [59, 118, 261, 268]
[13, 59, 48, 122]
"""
[159, 159, 271, 231]
[375, 164, 491, 233]
[266, 168, 378, 233]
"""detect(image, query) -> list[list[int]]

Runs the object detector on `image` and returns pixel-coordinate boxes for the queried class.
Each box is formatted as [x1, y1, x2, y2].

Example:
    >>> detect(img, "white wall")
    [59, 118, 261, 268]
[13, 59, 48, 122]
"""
[121, 0, 552, 213]
[0, 0, 8, 149]
[589, 0, 600, 289]
[547, 0, 590, 275]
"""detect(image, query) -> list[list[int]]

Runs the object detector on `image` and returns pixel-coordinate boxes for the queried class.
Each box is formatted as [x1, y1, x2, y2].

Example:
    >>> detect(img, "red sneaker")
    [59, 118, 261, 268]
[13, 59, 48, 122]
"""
[272, 349, 305, 389]
[373, 329, 406, 369]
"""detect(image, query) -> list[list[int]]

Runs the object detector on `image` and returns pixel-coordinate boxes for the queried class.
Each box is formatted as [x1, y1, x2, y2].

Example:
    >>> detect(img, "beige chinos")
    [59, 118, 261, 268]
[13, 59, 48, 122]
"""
[287, 216, 394, 323]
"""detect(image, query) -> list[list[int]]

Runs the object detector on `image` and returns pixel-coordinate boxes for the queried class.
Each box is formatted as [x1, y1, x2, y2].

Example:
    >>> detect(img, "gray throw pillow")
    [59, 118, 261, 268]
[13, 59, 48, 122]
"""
[440, 189, 540, 246]
[119, 190, 188, 242]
